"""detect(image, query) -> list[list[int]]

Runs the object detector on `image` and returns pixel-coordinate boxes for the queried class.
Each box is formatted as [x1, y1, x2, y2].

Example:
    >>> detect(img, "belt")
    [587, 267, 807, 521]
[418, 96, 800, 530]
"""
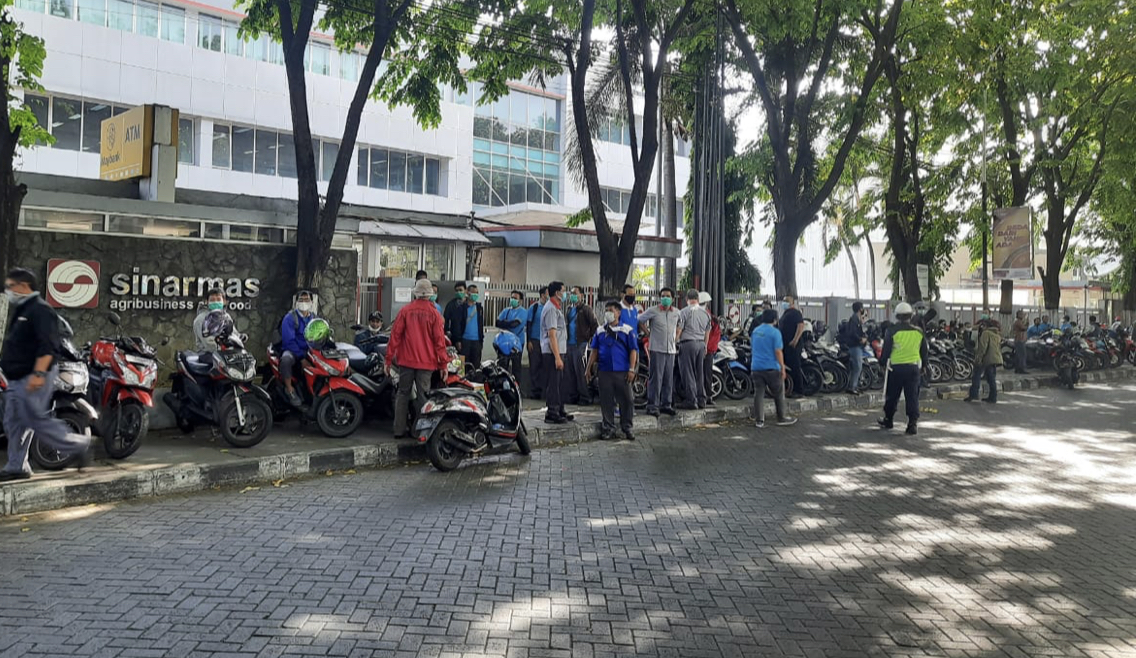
[678, 338, 705, 343]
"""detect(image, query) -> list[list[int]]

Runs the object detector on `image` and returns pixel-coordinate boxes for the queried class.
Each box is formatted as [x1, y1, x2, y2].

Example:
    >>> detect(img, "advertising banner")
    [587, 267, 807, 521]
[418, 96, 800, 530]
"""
[992, 207, 1033, 280]
[99, 105, 154, 181]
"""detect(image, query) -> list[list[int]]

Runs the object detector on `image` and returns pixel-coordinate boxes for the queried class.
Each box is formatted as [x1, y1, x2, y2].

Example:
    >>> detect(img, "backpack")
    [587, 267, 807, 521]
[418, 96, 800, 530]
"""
[837, 319, 853, 347]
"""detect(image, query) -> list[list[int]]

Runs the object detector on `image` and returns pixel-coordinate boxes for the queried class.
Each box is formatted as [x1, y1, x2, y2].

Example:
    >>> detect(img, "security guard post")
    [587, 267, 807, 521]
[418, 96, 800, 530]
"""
[877, 302, 929, 436]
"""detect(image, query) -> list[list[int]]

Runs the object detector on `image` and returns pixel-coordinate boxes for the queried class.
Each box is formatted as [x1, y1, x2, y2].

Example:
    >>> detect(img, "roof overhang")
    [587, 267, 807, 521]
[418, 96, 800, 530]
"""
[478, 224, 681, 259]
[356, 220, 490, 244]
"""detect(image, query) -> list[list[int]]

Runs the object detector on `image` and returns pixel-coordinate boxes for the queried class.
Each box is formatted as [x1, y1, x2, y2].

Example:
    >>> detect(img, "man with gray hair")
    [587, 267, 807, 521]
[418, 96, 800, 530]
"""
[676, 289, 710, 409]
[386, 278, 449, 438]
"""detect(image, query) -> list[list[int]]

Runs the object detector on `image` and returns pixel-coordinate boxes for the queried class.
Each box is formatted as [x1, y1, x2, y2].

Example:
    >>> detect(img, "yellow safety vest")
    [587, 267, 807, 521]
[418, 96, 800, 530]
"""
[890, 327, 924, 365]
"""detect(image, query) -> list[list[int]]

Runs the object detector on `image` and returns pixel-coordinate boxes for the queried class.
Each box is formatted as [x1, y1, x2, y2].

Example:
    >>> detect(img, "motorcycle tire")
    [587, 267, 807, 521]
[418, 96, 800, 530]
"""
[709, 370, 725, 400]
[926, 361, 944, 383]
[103, 400, 148, 460]
[857, 365, 873, 391]
[316, 393, 364, 439]
[953, 358, 973, 381]
[427, 419, 466, 472]
[939, 358, 956, 382]
[1110, 351, 1121, 368]
[516, 420, 532, 456]
[723, 367, 752, 400]
[1128, 349, 1135, 366]
[819, 361, 847, 394]
[800, 362, 823, 396]
[868, 363, 885, 390]
[30, 409, 86, 471]
[219, 395, 271, 448]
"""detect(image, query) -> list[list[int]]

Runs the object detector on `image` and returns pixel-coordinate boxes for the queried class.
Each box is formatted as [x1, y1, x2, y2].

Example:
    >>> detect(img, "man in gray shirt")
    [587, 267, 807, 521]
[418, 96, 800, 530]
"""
[677, 289, 711, 408]
[638, 286, 684, 416]
[540, 281, 573, 424]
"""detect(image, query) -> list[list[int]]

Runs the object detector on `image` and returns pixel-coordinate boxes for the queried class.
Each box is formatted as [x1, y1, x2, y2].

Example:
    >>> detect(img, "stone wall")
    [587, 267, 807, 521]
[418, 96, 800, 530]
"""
[14, 230, 358, 367]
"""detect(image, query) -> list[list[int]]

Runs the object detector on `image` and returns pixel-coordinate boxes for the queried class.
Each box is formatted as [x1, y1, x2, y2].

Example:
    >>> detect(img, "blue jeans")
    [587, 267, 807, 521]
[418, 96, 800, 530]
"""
[969, 365, 998, 401]
[846, 347, 863, 392]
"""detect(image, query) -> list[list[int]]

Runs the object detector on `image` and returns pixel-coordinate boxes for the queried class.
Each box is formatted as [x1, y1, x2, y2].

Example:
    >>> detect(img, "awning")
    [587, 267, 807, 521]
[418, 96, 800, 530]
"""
[357, 220, 490, 244]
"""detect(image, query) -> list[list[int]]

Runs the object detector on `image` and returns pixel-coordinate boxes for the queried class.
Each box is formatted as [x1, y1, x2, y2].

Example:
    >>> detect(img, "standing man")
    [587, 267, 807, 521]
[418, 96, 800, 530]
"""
[843, 302, 868, 395]
[193, 287, 227, 352]
[564, 286, 598, 405]
[877, 302, 929, 436]
[620, 284, 640, 328]
[0, 268, 91, 481]
[541, 282, 573, 424]
[587, 300, 638, 441]
[495, 290, 528, 378]
[430, 284, 442, 315]
[443, 282, 467, 347]
[778, 296, 807, 397]
[460, 284, 486, 367]
[526, 286, 549, 399]
[701, 292, 720, 407]
[965, 318, 1003, 404]
[638, 287, 684, 417]
[750, 308, 797, 428]
[1012, 310, 1029, 374]
[676, 289, 710, 409]
[279, 290, 315, 407]
[415, 270, 428, 281]
[386, 279, 449, 438]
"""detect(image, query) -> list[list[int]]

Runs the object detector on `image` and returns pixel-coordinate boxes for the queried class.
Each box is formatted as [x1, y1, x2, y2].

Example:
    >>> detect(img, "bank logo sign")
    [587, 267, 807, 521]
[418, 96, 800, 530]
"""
[46, 259, 101, 309]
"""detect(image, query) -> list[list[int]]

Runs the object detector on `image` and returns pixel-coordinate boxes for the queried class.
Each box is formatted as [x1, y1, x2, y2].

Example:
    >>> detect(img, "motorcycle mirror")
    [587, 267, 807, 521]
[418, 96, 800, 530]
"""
[107, 312, 121, 326]
[240, 333, 249, 343]
[160, 336, 171, 346]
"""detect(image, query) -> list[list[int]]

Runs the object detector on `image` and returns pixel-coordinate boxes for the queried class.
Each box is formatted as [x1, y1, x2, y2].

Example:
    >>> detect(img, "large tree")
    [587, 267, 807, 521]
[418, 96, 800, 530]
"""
[239, 0, 480, 289]
[724, 0, 903, 297]
[0, 0, 51, 280]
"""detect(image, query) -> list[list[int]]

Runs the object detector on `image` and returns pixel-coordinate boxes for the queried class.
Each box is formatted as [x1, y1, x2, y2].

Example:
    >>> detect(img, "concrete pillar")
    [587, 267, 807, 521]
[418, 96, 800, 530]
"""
[139, 105, 178, 203]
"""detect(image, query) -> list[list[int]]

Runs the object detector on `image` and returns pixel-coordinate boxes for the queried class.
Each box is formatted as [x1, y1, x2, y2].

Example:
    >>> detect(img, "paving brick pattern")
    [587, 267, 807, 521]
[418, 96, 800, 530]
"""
[3, 381, 1136, 657]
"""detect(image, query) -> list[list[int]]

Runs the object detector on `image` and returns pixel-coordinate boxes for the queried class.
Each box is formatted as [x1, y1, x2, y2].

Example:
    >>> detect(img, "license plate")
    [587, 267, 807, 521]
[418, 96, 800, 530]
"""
[414, 417, 437, 438]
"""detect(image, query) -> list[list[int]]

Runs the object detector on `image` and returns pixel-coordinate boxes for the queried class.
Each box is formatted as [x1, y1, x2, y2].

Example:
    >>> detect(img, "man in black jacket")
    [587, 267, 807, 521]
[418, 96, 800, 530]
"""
[443, 282, 467, 346]
[1, 268, 91, 481]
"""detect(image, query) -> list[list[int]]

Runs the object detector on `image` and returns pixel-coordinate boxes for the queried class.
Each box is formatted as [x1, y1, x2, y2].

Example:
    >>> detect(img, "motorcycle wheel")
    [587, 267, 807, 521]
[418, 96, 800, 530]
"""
[723, 367, 752, 400]
[1110, 351, 1121, 368]
[1128, 349, 1135, 366]
[316, 394, 364, 439]
[103, 400, 147, 460]
[219, 395, 271, 448]
[709, 370, 725, 400]
[427, 419, 466, 472]
[857, 365, 873, 391]
[868, 363, 885, 390]
[926, 361, 944, 383]
[632, 371, 648, 405]
[819, 361, 847, 394]
[516, 420, 532, 456]
[800, 362, 824, 396]
[954, 358, 973, 381]
[31, 410, 86, 471]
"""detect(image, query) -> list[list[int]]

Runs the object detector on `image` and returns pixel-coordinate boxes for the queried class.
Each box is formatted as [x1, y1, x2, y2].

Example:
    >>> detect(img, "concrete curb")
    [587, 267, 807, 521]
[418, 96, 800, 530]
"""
[3, 366, 1134, 517]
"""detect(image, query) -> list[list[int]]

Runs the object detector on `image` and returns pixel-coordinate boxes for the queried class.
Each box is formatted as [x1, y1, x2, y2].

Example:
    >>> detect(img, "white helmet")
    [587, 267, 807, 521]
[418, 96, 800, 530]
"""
[895, 302, 914, 316]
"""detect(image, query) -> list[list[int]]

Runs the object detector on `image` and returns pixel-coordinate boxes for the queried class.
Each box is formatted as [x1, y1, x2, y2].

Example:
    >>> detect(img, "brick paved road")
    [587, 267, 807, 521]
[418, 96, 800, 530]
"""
[4, 382, 1136, 657]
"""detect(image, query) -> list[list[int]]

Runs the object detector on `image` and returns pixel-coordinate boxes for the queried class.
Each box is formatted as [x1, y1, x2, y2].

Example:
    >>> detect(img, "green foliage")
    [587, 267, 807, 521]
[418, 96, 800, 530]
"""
[2, 2, 53, 149]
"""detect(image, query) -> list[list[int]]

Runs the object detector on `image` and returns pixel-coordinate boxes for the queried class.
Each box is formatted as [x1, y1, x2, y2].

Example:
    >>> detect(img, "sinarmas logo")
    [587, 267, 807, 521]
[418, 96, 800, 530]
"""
[46, 259, 101, 309]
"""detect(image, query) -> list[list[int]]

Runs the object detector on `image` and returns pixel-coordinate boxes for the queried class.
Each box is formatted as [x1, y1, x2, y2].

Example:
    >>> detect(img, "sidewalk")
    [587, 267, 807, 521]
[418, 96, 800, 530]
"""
[3, 366, 1134, 517]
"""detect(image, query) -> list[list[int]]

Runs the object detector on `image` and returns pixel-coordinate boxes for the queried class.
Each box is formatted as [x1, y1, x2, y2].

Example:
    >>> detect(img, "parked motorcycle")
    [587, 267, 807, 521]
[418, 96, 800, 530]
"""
[28, 320, 100, 471]
[339, 325, 397, 420]
[164, 311, 272, 448]
[715, 340, 753, 400]
[415, 356, 531, 472]
[85, 312, 162, 459]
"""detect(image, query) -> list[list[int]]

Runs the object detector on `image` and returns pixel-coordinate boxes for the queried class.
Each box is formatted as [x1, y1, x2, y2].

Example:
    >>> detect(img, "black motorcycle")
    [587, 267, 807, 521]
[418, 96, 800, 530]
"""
[163, 314, 272, 448]
[415, 360, 532, 472]
[339, 325, 398, 419]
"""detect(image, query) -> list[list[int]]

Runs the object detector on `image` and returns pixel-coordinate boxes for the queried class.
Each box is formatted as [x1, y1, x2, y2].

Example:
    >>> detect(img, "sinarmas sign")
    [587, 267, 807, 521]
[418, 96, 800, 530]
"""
[46, 260, 261, 311]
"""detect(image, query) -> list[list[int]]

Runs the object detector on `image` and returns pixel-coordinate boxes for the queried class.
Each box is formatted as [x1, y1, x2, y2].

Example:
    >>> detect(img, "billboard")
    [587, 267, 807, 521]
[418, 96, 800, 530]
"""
[992, 206, 1033, 280]
[99, 105, 154, 181]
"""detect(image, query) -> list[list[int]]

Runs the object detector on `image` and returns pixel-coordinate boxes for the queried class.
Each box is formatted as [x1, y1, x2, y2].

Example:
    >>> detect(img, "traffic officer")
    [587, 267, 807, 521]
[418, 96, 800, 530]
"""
[877, 302, 929, 436]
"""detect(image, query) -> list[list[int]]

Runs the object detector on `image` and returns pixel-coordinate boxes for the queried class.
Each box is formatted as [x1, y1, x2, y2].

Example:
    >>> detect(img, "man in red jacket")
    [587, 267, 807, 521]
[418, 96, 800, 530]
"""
[387, 278, 450, 438]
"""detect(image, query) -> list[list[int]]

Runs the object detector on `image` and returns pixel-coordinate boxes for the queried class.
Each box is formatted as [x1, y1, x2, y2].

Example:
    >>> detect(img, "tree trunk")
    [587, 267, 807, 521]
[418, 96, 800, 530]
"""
[841, 233, 860, 300]
[772, 220, 804, 298]
[866, 238, 877, 303]
[0, 176, 24, 280]
[1040, 208, 1065, 309]
[1124, 254, 1136, 312]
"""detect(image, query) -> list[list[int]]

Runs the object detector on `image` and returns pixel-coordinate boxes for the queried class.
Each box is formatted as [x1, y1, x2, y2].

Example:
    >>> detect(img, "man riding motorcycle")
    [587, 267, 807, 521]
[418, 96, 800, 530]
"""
[354, 311, 386, 355]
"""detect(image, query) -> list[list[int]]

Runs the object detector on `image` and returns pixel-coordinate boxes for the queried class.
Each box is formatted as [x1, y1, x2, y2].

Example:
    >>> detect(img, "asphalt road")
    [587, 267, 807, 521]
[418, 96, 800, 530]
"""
[3, 381, 1136, 657]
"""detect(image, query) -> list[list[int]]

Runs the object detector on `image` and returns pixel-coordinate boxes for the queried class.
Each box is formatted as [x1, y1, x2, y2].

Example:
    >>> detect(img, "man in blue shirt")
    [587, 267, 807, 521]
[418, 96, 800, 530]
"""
[620, 284, 640, 329]
[495, 289, 528, 379]
[431, 284, 442, 315]
[460, 284, 485, 367]
[587, 300, 639, 441]
[1027, 317, 1043, 339]
[750, 309, 797, 428]
[526, 286, 549, 399]
[279, 290, 315, 407]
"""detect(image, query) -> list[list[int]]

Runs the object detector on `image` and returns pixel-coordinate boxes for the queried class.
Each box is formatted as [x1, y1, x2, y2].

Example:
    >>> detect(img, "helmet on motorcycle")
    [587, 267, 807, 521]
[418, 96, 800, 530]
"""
[493, 331, 523, 356]
[303, 318, 331, 345]
[201, 310, 234, 339]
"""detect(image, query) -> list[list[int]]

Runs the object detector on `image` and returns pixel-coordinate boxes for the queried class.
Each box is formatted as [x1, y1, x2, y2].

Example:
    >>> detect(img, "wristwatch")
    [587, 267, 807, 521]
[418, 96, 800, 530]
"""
[32, 371, 47, 378]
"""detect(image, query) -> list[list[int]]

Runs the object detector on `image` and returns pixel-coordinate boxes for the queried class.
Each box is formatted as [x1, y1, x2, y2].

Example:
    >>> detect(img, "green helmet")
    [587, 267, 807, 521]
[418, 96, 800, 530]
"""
[304, 318, 330, 344]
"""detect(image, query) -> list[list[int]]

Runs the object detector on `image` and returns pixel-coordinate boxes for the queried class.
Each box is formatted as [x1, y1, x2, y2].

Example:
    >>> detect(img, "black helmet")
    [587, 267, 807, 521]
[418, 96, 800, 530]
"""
[201, 310, 233, 339]
[368, 311, 384, 323]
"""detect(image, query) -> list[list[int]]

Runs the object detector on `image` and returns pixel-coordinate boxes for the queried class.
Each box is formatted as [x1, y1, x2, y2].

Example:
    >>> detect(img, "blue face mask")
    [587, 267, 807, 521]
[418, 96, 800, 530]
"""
[778, 302, 790, 314]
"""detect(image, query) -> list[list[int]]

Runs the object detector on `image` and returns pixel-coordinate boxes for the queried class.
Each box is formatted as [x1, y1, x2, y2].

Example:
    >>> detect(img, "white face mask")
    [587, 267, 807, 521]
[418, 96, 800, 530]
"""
[5, 289, 32, 304]
[603, 311, 616, 325]
[296, 301, 313, 313]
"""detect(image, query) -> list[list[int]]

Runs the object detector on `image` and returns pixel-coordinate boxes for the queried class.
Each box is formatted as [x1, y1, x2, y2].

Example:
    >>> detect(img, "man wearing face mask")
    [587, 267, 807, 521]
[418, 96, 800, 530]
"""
[638, 287, 684, 417]
[587, 300, 638, 441]
[620, 284, 639, 328]
[430, 284, 442, 315]
[443, 282, 467, 348]
[495, 290, 528, 379]
[541, 281, 573, 424]
[676, 289, 710, 409]
[193, 288, 227, 353]
[354, 311, 386, 356]
[459, 284, 486, 366]
[1, 268, 92, 481]
[526, 286, 549, 399]
[279, 290, 316, 408]
[565, 286, 598, 405]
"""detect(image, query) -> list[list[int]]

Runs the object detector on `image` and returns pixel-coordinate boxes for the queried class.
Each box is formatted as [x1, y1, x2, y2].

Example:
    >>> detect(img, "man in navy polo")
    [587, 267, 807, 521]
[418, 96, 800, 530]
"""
[586, 300, 639, 441]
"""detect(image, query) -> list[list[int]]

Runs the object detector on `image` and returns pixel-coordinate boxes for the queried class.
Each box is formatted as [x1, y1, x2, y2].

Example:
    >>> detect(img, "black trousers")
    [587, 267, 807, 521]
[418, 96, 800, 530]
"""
[501, 352, 522, 382]
[460, 340, 483, 370]
[528, 344, 544, 398]
[544, 353, 566, 418]
[883, 363, 921, 424]
[783, 344, 806, 396]
[597, 371, 634, 434]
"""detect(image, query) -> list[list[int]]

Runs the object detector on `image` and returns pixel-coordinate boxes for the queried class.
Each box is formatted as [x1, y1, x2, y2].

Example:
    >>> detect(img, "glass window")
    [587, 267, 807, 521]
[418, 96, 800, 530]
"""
[473, 117, 491, 140]
[320, 141, 338, 182]
[527, 94, 544, 130]
[51, 97, 82, 151]
[491, 171, 507, 206]
[17, 0, 47, 12]
[77, 0, 106, 26]
[108, 215, 201, 238]
[509, 174, 526, 205]
[340, 51, 359, 81]
[223, 20, 242, 56]
[277, 133, 296, 178]
[231, 126, 253, 172]
[199, 15, 222, 51]
[160, 4, 184, 43]
[257, 226, 285, 243]
[527, 178, 543, 204]
[25, 94, 49, 145]
[307, 42, 331, 76]
[425, 158, 439, 195]
[204, 223, 225, 240]
[48, 0, 71, 17]
[268, 40, 284, 65]
[406, 154, 424, 194]
[473, 168, 490, 205]
[228, 224, 254, 242]
[177, 117, 194, 164]
[423, 244, 451, 278]
[388, 151, 406, 191]
[81, 101, 111, 154]
[368, 148, 388, 189]
[254, 129, 277, 176]
[135, 0, 157, 36]
[510, 93, 527, 125]
[247, 34, 268, 61]
[212, 124, 231, 169]
[109, 0, 133, 31]
[22, 209, 103, 232]
[454, 83, 470, 106]
[356, 148, 368, 186]
[379, 243, 421, 279]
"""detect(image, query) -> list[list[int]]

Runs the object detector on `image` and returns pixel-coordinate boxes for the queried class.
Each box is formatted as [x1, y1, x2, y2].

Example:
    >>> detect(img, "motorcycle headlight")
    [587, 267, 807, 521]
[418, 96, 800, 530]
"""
[309, 353, 342, 377]
[220, 352, 258, 382]
[56, 362, 89, 395]
[113, 353, 143, 387]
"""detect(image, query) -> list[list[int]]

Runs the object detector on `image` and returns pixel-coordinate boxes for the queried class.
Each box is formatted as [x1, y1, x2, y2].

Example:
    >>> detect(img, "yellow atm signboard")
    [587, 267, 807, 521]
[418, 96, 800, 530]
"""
[99, 105, 154, 181]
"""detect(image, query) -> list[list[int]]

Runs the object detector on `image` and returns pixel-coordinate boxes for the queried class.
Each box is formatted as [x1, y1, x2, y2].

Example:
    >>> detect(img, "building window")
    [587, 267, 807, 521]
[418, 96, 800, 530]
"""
[81, 101, 110, 153]
[357, 147, 441, 196]
[108, 215, 201, 238]
[598, 115, 632, 146]
[136, 0, 158, 36]
[160, 4, 184, 43]
[108, 0, 133, 31]
[51, 97, 82, 151]
[21, 209, 104, 232]
[223, 19, 242, 56]
[178, 117, 194, 165]
[306, 42, 331, 76]
[320, 140, 338, 182]
[473, 88, 560, 206]
[25, 94, 49, 146]
[277, 135, 296, 178]
[339, 51, 360, 81]
[599, 187, 658, 218]
[230, 126, 254, 172]
[254, 129, 278, 176]
[380, 243, 421, 278]
[16, 0, 47, 12]
[423, 244, 452, 279]
[77, 0, 107, 26]
[198, 14, 222, 51]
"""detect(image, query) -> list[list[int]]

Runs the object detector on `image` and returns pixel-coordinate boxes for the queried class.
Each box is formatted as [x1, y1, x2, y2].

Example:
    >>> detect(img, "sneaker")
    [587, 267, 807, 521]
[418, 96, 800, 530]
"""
[755, 420, 766, 429]
[847, 389, 861, 396]
[286, 389, 303, 408]
[661, 408, 677, 416]
[877, 417, 893, 430]
[646, 409, 660, 418]
[623, 431, 635, 441]
[563, 413, 575, 421]
[0, 471, 32, 482]
[705, 400, 716, 407]
[599, 432, 614, 441]
[544, 415, 566, 425]
[905, 423, 918, 435]
[777, 417, 798, 426]
[676, 402, 697, 410]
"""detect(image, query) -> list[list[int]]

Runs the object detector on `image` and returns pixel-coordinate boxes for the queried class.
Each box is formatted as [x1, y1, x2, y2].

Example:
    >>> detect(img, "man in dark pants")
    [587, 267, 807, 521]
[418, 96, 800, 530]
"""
[564, 286, 597, 404]
[778, 296, 806, 396]
[1012, 310, 1029, 374]
[526, 286, 549, 399]
[878, 302, 929, 436]
[540, 282, 572, 424]
[386, 279, 449, 438]
[1, 268, 91, 481]
[676, 289, 710, 409]
[459, 284, 485, 367]
[587, 300, 638, 441]
[443, 282, 467, 346]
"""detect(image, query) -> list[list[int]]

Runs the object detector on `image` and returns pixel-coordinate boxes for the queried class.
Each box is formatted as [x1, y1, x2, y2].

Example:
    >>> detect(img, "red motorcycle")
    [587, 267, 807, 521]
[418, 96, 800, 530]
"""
[263, 319, 366, 438]
[86, 313, 161, 459]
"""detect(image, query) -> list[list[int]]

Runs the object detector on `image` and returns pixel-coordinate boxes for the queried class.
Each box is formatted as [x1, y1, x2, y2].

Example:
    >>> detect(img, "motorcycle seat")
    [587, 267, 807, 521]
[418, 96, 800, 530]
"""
[180, 352, 213, 376]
